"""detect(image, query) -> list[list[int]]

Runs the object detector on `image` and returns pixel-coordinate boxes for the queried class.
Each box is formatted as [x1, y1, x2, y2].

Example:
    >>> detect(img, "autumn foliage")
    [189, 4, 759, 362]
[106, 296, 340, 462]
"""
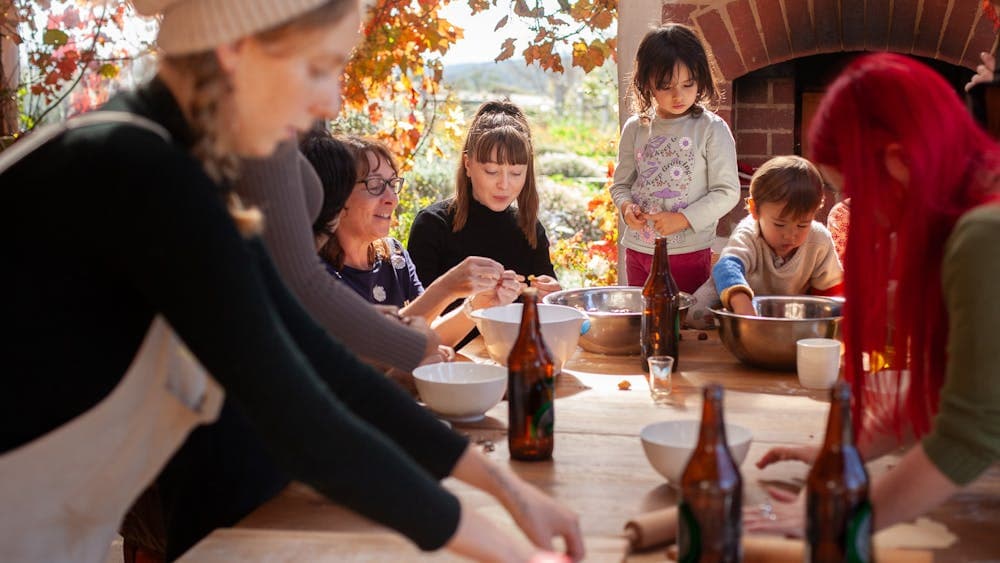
[2, 0, 152, 135]
[5, 0, 616, 151]
[548, 165, 620, 287]
[343, 0, 617, 164]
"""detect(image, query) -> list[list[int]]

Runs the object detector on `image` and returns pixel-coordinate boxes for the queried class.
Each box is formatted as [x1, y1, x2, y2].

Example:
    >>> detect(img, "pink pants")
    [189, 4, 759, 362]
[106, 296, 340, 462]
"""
[625, 247, 711, 294]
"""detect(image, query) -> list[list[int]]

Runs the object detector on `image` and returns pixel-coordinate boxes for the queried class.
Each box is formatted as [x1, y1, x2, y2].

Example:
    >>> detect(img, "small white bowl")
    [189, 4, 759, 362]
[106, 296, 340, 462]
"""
[640, 419, 753, 484]
[470, 303, 588, 373]
[412, 362, 507, 422]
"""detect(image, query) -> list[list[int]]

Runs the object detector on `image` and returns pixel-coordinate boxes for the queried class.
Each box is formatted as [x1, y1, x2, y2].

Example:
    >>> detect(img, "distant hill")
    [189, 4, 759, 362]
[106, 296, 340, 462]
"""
[443, 60, 555, 98]
[443, 58, 617, 116]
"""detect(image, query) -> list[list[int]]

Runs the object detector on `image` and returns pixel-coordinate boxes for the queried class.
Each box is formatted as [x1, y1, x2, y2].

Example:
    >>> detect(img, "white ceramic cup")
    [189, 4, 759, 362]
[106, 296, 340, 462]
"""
[796, 338, 841, 389]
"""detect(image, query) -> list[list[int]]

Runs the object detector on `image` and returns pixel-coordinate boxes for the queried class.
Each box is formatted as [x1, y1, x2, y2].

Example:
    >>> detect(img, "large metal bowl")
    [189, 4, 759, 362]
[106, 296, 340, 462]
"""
[711, 295, 843, 371]
[543, 286, 695, 355]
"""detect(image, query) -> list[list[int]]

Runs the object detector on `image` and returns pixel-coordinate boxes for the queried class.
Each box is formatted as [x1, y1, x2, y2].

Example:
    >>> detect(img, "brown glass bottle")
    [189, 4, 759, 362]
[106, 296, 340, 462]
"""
[678, 384, 742, 563]
[507, 288, 555, 461]
[641, 236, 680, 372]
[806, 381, 873, 563]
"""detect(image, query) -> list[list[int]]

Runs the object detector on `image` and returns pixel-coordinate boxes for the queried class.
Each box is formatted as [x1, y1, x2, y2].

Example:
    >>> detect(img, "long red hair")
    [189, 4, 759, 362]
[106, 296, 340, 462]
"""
[809, 53, 1000, 439]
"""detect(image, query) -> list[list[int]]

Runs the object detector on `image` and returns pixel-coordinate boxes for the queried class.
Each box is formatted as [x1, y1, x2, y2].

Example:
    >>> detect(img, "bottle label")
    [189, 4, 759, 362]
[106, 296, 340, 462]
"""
[531, 399, 553, 439]
[847, 501, 873, 563]
[677, 501, 700, 563]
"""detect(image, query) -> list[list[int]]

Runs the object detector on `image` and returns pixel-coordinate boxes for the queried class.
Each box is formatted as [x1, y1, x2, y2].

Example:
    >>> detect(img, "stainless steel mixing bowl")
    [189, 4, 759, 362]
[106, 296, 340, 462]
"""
[711, 295, 843, 371]
[542, 286, 694, 355]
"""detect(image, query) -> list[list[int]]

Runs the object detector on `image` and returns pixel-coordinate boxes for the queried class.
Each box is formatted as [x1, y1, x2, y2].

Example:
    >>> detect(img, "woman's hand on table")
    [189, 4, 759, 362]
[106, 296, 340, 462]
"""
[743, 485, 805, 537]
[445, 505, 572, 563]
[451, 447, 585, 561]
[743, 444, 818, 536]
[755, 444, 820, 469]
[500, 473, 584, 560]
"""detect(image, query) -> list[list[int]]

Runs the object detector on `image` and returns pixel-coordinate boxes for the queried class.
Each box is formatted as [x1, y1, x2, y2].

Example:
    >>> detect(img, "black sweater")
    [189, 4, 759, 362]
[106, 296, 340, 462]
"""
[407, 197, 556, 290]
[1, 79, 466, 550]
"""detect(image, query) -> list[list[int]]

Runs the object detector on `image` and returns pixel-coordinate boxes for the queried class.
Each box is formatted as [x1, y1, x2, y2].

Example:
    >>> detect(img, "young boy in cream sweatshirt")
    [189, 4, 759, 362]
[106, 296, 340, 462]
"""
[688, 156, 843, 326]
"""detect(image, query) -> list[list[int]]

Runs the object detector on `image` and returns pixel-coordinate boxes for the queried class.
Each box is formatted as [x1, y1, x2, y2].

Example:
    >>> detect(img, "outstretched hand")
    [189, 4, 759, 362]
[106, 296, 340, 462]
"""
[502, 476, 585, 561]
[755, 444, 820, 469]
[450, 447, 585, 561]
[965, 51, 997, 91]
[743, 444, 818, 537]
[743, 486, 805, 537]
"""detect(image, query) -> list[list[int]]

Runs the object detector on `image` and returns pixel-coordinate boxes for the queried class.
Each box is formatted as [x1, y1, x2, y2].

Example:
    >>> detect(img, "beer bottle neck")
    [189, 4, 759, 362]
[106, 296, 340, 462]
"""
[519, 291, 541, 336]
[696, 387, 727, 447]
[822, 390, 853, 451]
[646, 237, 678, 291]
[653, 236, 669, 261]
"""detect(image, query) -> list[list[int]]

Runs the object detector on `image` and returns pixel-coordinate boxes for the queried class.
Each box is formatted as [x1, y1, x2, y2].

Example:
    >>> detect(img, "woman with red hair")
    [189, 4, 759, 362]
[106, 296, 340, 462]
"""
[749, 53, 1000, 532]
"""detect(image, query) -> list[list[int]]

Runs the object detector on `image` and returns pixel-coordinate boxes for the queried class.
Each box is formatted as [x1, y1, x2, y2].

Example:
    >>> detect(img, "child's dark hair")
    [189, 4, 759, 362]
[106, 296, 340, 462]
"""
[627, 23, 721, 121]
[749, 155, 825, 218]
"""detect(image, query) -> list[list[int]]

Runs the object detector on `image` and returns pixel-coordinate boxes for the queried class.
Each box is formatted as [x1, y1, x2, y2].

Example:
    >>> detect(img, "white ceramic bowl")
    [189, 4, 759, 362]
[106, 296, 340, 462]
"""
[470, 303, 588, 373]
[639, 419, 753, 484]
[412, 362, 507, 422]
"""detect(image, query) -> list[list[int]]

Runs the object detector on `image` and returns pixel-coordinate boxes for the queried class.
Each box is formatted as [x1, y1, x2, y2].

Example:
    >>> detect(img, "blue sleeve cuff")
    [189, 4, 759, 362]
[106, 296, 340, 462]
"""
[713, 255, 747, 294]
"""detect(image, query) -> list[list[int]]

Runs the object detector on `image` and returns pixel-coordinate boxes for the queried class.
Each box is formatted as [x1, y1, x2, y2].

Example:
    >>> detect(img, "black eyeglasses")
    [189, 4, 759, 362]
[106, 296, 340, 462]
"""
[357, 177, 405, 196]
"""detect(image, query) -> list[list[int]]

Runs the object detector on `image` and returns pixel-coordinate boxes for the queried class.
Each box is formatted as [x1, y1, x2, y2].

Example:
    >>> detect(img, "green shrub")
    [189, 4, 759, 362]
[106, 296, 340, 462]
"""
[536, 177, 604, 243]
[537, 152, 605, 178]
[392, 155, 457, 246]
[534, 116, 619, 160]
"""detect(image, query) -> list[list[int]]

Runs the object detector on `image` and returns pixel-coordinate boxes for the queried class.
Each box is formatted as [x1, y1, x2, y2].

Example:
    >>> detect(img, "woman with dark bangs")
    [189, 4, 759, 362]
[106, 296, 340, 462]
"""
[747, 53, 1000, 534]
[407, 101, 561, 335]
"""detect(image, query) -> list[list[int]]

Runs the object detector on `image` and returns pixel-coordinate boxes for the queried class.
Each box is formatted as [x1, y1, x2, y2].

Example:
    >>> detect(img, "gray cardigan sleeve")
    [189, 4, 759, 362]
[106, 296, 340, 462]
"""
[235, 141, 428, 372]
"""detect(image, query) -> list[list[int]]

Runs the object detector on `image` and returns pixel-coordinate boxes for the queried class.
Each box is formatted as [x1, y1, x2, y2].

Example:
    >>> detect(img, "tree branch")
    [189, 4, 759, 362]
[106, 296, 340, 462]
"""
[30, 3, 108, 127]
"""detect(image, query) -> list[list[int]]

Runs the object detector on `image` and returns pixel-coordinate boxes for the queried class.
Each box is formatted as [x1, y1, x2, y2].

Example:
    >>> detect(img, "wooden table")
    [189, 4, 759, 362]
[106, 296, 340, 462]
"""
[179, 331, 1000, 561]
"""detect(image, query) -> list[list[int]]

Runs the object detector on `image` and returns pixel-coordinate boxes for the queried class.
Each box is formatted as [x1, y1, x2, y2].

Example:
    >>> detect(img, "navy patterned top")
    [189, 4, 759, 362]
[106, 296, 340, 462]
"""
[326, 238, 424, 307]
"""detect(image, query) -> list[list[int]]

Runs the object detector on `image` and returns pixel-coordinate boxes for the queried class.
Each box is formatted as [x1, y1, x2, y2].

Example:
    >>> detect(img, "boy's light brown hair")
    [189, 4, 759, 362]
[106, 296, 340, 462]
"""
[748, 155, 825, 218]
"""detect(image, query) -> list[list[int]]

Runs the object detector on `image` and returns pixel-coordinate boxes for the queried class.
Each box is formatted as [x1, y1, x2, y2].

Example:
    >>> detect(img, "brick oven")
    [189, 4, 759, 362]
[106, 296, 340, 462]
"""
[649, 0, 998, 233]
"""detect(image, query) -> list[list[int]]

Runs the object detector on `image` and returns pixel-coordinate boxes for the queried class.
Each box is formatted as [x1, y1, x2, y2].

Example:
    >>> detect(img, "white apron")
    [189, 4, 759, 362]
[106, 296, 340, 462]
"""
[0, 318, 224, 563]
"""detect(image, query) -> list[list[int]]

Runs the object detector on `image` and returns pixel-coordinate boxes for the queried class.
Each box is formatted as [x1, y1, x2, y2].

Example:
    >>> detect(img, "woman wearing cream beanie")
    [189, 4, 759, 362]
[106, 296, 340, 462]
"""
[0, 1, 582, 562]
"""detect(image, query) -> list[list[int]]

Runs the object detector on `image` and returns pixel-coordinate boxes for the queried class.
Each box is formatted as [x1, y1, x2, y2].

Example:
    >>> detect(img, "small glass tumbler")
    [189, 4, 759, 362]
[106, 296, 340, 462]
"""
[646, 355, 674, 404]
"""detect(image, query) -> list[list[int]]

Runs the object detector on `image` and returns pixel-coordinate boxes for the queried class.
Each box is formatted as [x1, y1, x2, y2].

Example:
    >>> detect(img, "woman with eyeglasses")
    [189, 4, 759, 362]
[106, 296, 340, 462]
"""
[303, 133, 523, 347]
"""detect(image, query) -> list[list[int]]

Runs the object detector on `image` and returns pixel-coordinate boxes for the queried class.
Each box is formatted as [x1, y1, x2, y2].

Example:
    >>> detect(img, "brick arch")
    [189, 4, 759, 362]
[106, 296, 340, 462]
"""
[663, 0, 999, 81]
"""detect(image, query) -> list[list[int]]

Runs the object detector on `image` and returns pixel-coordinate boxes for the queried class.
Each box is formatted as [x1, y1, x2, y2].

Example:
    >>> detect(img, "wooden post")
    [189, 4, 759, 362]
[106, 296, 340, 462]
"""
[614, 0, 663, 284]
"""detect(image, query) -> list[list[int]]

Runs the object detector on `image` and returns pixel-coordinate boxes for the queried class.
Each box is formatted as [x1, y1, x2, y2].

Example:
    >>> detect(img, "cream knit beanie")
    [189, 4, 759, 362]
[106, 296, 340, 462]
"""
[131, 0, 332, 56]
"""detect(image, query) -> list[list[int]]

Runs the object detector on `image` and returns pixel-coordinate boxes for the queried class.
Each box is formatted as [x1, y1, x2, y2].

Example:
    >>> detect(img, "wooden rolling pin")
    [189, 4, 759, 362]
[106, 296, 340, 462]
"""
[624, 508, 679, 550]
[666, 536, 932, 562]
[625, 508, 931, 562]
